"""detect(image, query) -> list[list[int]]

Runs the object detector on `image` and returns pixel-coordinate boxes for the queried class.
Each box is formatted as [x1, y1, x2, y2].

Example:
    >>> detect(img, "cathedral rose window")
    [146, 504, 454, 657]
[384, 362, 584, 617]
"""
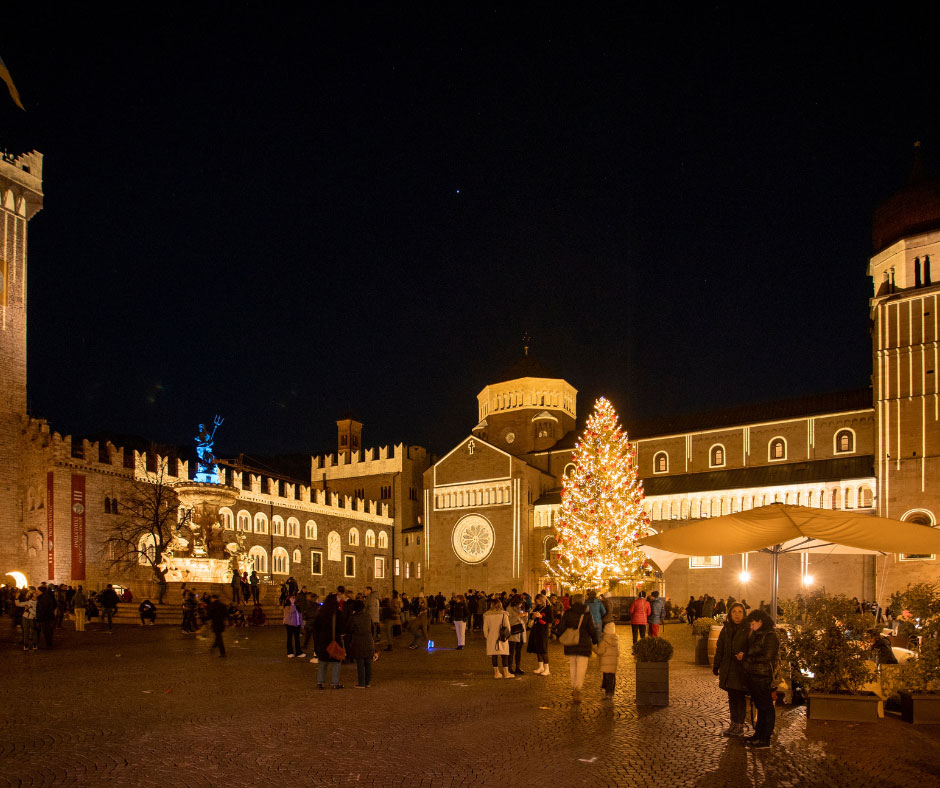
[452, 514, 495, 563]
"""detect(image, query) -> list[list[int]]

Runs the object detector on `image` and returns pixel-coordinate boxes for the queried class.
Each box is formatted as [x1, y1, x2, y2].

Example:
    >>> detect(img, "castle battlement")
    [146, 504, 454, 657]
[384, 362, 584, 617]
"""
[40, 430, 192, 481]
[311, 442, 427, 478]
[27, 425, 391, 522]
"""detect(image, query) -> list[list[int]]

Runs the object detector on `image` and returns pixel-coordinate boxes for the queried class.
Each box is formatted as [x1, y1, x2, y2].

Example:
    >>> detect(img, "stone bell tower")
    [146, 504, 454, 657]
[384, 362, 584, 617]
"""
[0, 149, 44, 578]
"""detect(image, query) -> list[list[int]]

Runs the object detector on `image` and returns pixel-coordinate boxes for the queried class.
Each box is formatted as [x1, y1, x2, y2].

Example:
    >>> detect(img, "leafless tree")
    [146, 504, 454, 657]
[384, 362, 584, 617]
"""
[103, 453, 189, 603]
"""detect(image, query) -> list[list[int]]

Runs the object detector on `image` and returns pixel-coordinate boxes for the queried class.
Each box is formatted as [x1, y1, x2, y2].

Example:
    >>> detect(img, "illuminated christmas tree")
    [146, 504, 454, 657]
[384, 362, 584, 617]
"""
[548, 396, 650, 589]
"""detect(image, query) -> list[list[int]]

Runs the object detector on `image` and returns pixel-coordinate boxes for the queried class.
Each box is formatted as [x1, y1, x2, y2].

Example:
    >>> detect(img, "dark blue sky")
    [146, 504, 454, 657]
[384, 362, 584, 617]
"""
[3, 5, 939, 458]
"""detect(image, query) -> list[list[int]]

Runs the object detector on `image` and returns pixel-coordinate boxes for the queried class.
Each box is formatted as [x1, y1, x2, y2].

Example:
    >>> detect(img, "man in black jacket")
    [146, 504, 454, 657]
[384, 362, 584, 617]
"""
[98, 584, 120, 632]
[35, 584, 57, 648]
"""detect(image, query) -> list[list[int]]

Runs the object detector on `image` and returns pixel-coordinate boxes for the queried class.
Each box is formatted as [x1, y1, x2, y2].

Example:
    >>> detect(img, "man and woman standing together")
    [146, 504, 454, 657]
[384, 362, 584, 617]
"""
[713, 604, 780, 749]
[627, 590, 665, 643]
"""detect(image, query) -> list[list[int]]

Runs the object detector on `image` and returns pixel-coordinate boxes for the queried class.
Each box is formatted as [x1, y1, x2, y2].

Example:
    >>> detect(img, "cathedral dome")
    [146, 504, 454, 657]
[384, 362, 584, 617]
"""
[872, 143, 940, 254]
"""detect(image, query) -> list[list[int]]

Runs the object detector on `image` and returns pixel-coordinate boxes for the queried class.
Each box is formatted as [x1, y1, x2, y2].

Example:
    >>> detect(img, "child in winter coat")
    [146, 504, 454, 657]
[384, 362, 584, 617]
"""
[592, 620, 620, 698]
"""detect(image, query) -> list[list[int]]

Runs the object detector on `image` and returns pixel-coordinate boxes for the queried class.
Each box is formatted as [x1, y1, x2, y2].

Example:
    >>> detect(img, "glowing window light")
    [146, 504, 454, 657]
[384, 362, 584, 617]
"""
[738, 571, 751, 583]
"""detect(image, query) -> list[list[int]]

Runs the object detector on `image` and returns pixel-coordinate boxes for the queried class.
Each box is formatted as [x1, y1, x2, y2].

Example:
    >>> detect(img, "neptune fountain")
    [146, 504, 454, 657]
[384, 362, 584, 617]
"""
[158, 416, 247, 584]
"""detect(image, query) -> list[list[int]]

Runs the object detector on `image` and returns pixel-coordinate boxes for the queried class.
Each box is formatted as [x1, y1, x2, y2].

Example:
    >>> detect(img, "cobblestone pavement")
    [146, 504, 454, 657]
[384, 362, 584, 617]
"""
[2, 620, 939, 788]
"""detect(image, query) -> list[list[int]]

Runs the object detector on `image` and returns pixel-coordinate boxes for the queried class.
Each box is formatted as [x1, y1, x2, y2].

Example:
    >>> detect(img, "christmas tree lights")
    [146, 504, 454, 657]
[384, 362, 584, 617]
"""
[547, 396, 651, 589]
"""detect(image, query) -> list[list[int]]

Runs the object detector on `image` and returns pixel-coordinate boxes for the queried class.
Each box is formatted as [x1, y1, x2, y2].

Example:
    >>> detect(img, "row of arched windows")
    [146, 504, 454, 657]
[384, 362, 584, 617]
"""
[647, 484, 875, 521]
[652, 429, 857, 473]
[219, 508, 387, 549]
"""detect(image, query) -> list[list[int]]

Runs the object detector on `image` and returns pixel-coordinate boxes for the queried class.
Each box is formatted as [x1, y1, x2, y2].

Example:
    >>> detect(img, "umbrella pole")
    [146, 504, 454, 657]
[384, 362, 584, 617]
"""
[770, 547, 779, 623]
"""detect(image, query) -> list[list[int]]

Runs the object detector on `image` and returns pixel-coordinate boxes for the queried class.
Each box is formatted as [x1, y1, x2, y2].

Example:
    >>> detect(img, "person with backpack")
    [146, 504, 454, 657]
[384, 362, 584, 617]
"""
[647, 590, 665, 637]
[483, 598, 513, 679]
[556, 593, 599, 703]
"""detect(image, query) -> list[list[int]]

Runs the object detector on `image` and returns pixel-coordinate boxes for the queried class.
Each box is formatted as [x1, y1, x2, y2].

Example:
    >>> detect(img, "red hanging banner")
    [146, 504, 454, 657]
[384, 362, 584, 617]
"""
[46, 471, 55, 580]
[70, 474, 86, 581]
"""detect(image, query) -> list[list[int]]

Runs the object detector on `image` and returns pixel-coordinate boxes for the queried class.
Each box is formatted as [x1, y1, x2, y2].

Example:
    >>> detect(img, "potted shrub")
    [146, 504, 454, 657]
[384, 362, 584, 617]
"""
[633, 636, 673, 706]
[691, 616, 719, 665]
[894, 583, 940, 724]
[783, 591, 880, 722]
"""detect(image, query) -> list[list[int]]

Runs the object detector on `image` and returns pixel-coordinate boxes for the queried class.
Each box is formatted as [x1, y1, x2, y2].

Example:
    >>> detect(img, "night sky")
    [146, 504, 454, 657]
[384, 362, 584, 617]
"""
[3, 6, 940, 461]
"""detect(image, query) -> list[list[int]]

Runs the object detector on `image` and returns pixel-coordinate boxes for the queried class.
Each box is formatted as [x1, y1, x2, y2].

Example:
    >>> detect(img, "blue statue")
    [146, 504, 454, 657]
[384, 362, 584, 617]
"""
[194, 415, 224, 483]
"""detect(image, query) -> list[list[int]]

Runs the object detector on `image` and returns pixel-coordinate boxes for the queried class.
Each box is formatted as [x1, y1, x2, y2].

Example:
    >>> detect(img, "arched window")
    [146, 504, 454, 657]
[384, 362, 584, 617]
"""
[237, 511, 251, 532]
[831, 487, 841, 509]
[365, 529, 376, 547]
[327, 531, 341, 561]
[104, 497, 111, 514]
[249, 546, 268, 574]
[272, 547, 290, 575]
[287, 517, 300, 538]
[834, 429, 855, 454]
[138, 534, 156, 565]
[543, 535, 558, 561]
[272, 516, 285, 536]
[858, 486, 873, 508]
[653, 452, 669, 473]
[305, 520, 317, 540]
[219, 507, 234, 530]
[254, 512, 269, 534]
[651, 502, 661, 521]
[377, 530, 388, 549]
[348, 527, 360, 546]
[900, 510, 937, 561]
[709, 445, 725, 468]
[768, 437, 786, 461]
[292, 548, 301, 564]
[405, 562, 412, 579]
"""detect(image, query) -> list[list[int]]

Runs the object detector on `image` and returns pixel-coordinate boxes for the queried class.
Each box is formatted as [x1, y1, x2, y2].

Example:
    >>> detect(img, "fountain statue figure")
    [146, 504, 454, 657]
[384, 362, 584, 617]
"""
[194, 415, 224, 483]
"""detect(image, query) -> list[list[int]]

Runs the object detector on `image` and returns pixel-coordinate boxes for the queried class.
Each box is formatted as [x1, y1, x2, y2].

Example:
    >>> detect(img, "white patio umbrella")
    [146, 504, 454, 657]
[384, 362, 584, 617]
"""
[639, 503, 940, 619]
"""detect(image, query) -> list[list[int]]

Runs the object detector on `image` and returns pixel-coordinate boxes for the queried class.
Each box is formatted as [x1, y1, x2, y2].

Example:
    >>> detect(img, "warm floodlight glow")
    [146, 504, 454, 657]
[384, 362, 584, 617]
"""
[802, 574, 815, 587]
[6, 571, 27, 589]
[738, 571, 751, 583]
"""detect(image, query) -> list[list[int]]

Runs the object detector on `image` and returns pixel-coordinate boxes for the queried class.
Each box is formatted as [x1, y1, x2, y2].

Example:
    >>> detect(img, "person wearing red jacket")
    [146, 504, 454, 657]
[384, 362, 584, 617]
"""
[629, 590, 651, 645]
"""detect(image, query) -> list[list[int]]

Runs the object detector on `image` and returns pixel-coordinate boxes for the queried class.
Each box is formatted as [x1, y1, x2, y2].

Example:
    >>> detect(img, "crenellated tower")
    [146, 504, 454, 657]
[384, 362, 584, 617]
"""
[0, 149, 43, 578]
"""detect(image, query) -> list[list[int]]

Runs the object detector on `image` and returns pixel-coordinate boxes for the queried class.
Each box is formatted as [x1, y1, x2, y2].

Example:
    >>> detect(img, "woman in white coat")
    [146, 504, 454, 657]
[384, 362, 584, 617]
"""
[483, 598, 514, 679]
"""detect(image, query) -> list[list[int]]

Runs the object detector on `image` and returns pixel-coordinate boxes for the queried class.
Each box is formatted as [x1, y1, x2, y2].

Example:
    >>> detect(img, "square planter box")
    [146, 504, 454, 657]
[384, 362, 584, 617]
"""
[636, 662, 669, 706]
[900, 692, 940, 724]
[807, 692, 883, 722]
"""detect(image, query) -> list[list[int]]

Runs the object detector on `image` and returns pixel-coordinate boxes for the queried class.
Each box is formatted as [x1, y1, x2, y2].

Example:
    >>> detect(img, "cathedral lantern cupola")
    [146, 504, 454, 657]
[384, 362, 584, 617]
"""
[473, 342, 577, 455]
[870, 142, 940, 297]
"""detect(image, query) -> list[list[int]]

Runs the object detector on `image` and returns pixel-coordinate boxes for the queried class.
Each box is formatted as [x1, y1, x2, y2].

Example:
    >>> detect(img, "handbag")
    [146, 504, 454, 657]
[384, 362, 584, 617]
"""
[559, 614, 584, 646]
[510, 623, 524, 636]
[326, 612, 346, 661]
[498, 613, 511, 642]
